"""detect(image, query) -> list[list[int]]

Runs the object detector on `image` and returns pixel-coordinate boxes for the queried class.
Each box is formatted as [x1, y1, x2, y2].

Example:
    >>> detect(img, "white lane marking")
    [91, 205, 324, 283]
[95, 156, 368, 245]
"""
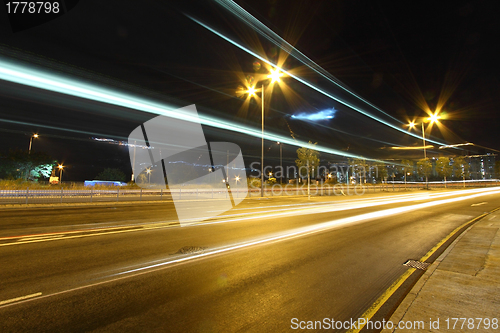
[471, 202, 487, 206]
[0, 292, 42, 306]
[0, 223, 173, 247]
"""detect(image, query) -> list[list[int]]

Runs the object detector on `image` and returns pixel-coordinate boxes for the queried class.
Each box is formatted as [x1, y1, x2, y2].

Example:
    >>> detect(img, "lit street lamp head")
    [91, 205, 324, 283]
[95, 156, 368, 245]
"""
[428, 113, 441, 124]
[33, 134, 39, 138]
[58, 164, 64, 170]
[267, 68, 283, 84]
[245, 86, 256, 96]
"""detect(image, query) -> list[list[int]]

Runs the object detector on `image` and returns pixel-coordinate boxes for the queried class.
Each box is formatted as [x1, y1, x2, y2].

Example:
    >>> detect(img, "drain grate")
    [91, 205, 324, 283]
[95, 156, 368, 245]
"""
[403, 259, 431, 270]
[170, 246, 207, 255]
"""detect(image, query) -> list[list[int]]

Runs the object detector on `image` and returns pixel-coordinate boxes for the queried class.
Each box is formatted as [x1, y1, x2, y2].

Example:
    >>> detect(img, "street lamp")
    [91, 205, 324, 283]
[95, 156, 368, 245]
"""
[407, 112, 441, 188]
[408, 112, 441, 159]
[29, 133, 39, 153]
[243, 67, 285, 197]
[146, 168, 151, 184]
[58, 164, 64, 184]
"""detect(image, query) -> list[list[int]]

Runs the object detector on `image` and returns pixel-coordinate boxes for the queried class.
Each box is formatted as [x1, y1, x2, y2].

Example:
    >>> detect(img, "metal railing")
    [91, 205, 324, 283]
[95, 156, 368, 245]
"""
[0, 180, 498, 205]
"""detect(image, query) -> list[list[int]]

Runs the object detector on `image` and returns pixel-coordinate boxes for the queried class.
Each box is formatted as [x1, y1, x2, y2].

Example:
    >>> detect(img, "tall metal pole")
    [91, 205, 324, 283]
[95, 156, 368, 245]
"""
[421, 122, 427, 159]
[307, 160, 310, 200]
[261, 83, 264, 197]
[131, 140, 136, 181]
[279, 142, 282, 184]
[27, 136, 34, 180]
[421, 122, 428, 189]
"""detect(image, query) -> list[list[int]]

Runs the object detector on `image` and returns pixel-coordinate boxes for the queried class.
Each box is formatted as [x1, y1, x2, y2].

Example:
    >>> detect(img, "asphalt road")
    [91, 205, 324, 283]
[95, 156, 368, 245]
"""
[1, 188, 499, 332]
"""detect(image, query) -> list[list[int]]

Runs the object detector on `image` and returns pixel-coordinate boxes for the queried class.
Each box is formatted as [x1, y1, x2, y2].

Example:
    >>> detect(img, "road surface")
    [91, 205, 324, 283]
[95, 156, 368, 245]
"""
[1, 188, 499, 332]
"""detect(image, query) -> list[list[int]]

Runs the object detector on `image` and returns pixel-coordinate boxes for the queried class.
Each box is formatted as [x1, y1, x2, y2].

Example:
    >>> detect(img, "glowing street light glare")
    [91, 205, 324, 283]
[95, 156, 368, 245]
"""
[408, 121, 415, 129]
[57, 164, 64, 183]
[246, 86, 256, 96]
[267, 68, 283, 83]
[33, 133, 39, 138]
[428, 113, 441, 124]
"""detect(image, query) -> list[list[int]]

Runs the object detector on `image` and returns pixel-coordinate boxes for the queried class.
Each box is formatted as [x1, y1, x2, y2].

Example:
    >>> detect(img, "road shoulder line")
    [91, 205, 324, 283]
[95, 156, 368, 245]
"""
[0, 292, 42, 306]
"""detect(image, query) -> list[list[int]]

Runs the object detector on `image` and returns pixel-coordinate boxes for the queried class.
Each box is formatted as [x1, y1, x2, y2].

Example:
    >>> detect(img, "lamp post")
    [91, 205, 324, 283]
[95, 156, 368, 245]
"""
[28, 133, 39, 154]
[146, 168, 151, 184]
[58, 164, 64, 184]
[277, 141, 283, 184]
[408, 112, 441, 189]
[243, 67, 284, 197]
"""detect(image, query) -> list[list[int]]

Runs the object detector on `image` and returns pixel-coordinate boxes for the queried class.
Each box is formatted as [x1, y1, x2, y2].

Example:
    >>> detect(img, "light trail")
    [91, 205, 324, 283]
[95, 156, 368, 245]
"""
[1, 188, 495, 247]
[291, 108, 336, 120]
[187, 8, 446, 147]
[0, 57, 383, 162]
[154, 68, 400, 147]
[0, 117, 126, 139]
[1, 188, 498, 310]
[113, 187, 500, 276]
[391, 145, 434, 150]
[214, 0, 400, 122]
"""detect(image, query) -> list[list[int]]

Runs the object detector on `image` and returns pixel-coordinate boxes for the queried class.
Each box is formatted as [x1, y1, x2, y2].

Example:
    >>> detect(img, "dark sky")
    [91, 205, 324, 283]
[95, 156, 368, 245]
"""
[0, 0, 498, 180]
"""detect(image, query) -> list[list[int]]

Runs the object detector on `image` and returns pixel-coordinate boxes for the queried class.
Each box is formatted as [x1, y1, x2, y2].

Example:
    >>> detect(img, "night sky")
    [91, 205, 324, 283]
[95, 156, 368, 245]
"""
[0, 0, 498, 180]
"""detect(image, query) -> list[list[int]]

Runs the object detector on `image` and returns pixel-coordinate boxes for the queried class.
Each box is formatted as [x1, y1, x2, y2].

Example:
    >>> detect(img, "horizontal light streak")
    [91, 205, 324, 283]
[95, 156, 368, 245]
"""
[0, 57, 379, 162]
[439, 143, 473, 149]
[391, 145, 434, 150]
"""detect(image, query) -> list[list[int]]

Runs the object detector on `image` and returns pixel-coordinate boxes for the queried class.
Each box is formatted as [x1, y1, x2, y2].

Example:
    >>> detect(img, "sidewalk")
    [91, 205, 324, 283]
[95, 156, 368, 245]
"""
[382, 210, 500, 332]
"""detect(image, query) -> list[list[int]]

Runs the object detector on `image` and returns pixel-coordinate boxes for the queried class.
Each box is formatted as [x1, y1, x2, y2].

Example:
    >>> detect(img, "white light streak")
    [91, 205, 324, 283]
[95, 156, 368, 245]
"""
[0, 57, 382, 162]
[113, 187, 500, 276]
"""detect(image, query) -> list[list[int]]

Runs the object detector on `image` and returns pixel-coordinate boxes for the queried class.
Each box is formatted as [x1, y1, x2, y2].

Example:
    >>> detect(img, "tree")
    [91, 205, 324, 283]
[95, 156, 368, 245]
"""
[247, 177, 261, 189]
[372, 163, 388, 183]
[95, 168, 126, 182]
[401, 159, 413, 181]
[348, 158, 368, 184]
[454, 156, 471, 184]
[295, 142, 320, 181]
[417, 158, 432, 186]
[0, 149, 55, 180]
[436, 157, 452, 187]
[400, 159, 413, 187]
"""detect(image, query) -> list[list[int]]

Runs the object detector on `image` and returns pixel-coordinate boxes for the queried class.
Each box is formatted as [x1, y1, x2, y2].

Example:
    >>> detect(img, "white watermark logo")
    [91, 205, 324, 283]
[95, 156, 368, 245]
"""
[128, 104, 247, 225]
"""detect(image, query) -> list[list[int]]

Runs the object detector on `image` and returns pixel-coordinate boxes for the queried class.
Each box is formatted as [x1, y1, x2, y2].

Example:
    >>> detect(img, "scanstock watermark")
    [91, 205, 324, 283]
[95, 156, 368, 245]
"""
[128, 104, 247, 226]
[247, 179, 367, 197]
